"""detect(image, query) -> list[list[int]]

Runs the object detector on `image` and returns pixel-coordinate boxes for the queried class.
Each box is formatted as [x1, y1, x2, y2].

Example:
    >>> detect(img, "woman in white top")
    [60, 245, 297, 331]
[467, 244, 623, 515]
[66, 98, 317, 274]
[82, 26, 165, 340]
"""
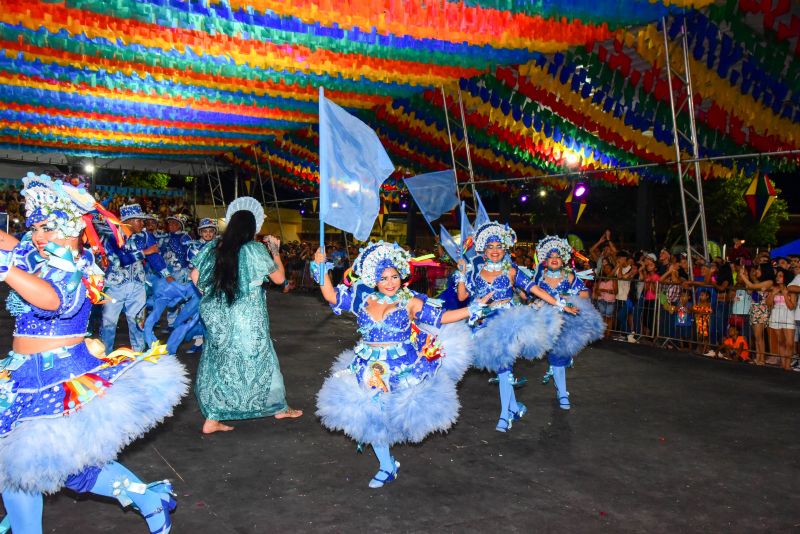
[766, 269, 796, 370]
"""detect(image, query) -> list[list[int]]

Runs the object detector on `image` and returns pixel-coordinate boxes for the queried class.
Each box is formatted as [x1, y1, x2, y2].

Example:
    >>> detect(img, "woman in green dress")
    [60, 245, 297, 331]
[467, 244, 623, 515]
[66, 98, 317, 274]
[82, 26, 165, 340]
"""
[190, 199, 302, 434]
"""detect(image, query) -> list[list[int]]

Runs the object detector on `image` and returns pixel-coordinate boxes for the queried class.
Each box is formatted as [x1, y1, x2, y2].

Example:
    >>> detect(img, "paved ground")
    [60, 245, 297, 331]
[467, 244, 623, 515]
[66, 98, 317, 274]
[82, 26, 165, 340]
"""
[1, 290, 798, 533]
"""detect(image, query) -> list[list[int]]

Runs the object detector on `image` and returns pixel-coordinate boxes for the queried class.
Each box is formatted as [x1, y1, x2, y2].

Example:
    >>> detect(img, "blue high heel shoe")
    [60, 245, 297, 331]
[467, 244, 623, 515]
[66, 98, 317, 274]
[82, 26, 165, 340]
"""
[495, 417, 511, 433]
[368, 459, 400, 489]
[541, 367, 554, 384]
[140, 480, 176, 534]
[509, 402, 528, 422]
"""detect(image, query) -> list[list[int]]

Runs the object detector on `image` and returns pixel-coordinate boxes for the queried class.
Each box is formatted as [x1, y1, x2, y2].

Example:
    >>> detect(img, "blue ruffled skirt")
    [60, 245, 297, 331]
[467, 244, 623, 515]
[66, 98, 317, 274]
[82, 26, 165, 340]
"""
[547, 296, 605, 366]
[0, 340, 188, 493]
[316, 322, 473, 447]
[470, 303, 564, 373]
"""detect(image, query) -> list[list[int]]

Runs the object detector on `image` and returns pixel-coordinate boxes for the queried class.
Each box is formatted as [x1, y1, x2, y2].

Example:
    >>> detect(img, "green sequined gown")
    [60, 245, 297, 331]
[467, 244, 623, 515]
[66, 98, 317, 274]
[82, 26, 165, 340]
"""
[192, 240, 288, 420]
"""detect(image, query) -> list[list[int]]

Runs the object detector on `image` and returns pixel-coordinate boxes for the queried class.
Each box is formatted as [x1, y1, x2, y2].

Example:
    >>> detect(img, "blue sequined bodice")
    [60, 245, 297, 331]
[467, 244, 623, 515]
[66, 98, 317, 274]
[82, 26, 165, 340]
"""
[536, 272, 586, 298]
[470, 271, 514, 301]
[356, 300, 412, 343]
[160, 232, 192, 274]
[10, 249, 93, 339]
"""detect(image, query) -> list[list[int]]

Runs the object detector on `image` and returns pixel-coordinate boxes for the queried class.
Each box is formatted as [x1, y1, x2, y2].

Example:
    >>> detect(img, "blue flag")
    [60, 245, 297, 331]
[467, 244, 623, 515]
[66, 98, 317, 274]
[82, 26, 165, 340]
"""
[439, 225, 461, 262]
[473, 190, 490, 229]
[318, 88, 394, 241]
[404, 170, 459, 225]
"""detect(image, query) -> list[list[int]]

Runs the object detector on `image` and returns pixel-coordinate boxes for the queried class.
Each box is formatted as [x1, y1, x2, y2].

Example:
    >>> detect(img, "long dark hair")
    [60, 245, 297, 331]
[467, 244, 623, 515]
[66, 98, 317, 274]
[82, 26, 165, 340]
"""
[213, 210, 256, 305]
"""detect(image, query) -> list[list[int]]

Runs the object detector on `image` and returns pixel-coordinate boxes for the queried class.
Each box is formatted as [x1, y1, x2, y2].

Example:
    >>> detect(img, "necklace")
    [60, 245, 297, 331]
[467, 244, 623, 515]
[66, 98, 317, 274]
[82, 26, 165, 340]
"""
[545, 268, 564, 279]
[484, 259, 507, 272]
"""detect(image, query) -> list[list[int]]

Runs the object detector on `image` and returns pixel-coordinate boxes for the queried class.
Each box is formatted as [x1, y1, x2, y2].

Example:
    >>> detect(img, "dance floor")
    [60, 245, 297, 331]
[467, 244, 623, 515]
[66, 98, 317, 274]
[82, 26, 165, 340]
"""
[1, 290, 798, 533]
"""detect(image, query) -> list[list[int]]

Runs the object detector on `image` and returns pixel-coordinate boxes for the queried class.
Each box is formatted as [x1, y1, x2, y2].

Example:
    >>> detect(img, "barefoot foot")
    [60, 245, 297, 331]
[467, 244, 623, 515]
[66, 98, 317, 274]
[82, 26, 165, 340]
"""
[202, 419, 234, 434]
[275, 407, 303, 419]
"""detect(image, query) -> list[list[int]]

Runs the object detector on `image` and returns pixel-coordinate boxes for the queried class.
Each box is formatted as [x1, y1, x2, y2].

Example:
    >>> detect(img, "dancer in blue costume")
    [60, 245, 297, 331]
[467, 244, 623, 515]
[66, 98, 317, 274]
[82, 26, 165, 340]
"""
[532, 236, 605, 410]
[0, 174, 188, 534]
[157, 215, 192, 330]
[455, 221, 573, 432]
[178, 218, 218, 354]
[314, 242, 480, 489]
[101, 204, 172, 352]
[158, 215, 192, 284]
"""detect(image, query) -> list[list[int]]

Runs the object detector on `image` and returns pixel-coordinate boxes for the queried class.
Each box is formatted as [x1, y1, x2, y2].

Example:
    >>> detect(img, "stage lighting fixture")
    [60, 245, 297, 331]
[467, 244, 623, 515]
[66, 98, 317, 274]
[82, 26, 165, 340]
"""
[573, 182, 587, 198]
[539, 189, 547, 198]
[520, 194, 528, 203]
[401, 202, 408, 209]
[84, 163, 95, 173]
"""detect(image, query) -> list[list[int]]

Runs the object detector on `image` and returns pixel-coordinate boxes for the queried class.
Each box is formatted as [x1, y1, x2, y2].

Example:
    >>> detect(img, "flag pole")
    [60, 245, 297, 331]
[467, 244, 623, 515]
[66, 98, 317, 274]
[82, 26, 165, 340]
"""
[318, 86, 327, 284]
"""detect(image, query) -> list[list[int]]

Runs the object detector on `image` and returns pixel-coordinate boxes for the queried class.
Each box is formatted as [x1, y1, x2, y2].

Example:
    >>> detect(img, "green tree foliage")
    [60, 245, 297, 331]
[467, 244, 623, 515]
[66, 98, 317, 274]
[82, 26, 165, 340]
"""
[122, 172, 170, 189]
[701, 173, 789, 247]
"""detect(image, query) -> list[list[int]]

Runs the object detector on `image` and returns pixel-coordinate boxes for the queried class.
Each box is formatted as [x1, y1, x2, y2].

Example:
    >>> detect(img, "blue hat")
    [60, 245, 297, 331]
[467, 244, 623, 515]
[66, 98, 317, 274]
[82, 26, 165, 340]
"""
[197, 218, 217, 230]
[119, 203, 146, 222]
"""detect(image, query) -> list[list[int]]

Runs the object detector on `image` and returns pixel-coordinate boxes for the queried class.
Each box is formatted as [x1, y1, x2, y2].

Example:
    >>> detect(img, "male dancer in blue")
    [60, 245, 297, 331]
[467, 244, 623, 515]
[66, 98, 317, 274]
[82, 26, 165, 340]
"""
[101, 203, 172, 352]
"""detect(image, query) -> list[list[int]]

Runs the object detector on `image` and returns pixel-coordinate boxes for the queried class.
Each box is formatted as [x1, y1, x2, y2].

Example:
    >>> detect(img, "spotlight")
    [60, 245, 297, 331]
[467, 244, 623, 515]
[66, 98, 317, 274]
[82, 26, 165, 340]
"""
[299, 209, 305, 215]
[520, 194, 528, 203]
[573, 182, 588, 198]
[538, 189, 547, 198]
[566, 152, 580, 166]
[84, 162, 95, 173]
[401, 202, 408, 209]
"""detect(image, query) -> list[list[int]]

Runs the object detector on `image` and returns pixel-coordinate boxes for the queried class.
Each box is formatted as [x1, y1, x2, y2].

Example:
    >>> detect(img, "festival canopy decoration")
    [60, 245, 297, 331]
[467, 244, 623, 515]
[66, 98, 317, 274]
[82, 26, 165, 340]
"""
[0, 0, 797, 199]
[743, 174, 777, 222]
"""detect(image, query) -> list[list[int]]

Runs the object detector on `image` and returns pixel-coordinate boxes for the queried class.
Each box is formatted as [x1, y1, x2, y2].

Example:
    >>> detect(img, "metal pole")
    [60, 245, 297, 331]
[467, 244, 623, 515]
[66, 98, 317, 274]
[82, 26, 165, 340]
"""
[680, 23, 709, 261]
[456, 86, 478, 209]
[203, 159, 218, 219]
[663, 17, 696, 278]
[440, 86, 461, 201]
[214, 162, 225, 207]
[263, 147, 285, 241]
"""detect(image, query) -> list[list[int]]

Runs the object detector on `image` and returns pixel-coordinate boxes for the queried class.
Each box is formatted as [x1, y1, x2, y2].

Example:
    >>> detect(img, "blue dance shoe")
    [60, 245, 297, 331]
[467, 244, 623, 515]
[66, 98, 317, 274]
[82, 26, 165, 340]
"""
[495, 417, 511, 433]
[509, 402, 528, 422]
[557, 394, 570, 410]
[368, 459, 400, 489]
[143, 480, 176, 534]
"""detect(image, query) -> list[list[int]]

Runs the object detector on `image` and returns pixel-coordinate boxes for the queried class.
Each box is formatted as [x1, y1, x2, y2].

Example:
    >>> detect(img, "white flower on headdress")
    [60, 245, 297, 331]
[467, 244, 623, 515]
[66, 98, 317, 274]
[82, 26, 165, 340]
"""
[353, 241, 412, 288]
[21, 173, 93, 239]
[474, 221, 517, 252]
[536, 235, 573, 263]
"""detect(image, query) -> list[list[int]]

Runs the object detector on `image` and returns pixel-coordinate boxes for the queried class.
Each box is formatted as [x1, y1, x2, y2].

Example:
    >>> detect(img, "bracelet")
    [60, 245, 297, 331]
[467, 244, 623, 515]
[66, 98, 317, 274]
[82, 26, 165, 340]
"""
[555, 298, 567, 312]
[454, 269, 467, 285]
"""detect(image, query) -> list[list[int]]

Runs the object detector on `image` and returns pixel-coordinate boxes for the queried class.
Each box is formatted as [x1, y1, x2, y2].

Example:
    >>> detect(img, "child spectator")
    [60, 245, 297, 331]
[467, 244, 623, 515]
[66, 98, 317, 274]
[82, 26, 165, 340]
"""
[719, 325, 750, 362]
[664, 290, 693, 351]
[693, 290, 712, 356]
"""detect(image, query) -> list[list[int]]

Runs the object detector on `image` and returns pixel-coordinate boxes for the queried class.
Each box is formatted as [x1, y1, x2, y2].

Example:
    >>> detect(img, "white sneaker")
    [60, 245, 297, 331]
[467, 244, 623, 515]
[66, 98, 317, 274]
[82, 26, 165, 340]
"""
[613, 335, 626, 341]
[626, 334, 637, 343]
[704, 350, 717, 357]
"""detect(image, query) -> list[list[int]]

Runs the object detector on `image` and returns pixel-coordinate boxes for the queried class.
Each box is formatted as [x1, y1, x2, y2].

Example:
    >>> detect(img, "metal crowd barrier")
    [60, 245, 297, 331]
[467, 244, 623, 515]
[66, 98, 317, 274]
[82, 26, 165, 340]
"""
[592, 276, 797, 370]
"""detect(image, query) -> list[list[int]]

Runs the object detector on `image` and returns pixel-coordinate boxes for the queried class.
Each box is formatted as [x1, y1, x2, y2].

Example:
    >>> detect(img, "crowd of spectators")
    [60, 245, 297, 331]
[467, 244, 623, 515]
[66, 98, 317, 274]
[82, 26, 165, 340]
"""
[582, 231, 799, 371]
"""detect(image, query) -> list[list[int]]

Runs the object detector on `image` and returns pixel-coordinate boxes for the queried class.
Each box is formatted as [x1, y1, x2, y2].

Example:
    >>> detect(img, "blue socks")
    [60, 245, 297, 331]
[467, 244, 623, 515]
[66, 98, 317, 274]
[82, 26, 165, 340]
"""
[552, 365, 570, 409]
[496, 368, 519, 430]
[1, 490, 43, 534]
[89, 462, 168, 532]
[372, 445, 395, 474]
